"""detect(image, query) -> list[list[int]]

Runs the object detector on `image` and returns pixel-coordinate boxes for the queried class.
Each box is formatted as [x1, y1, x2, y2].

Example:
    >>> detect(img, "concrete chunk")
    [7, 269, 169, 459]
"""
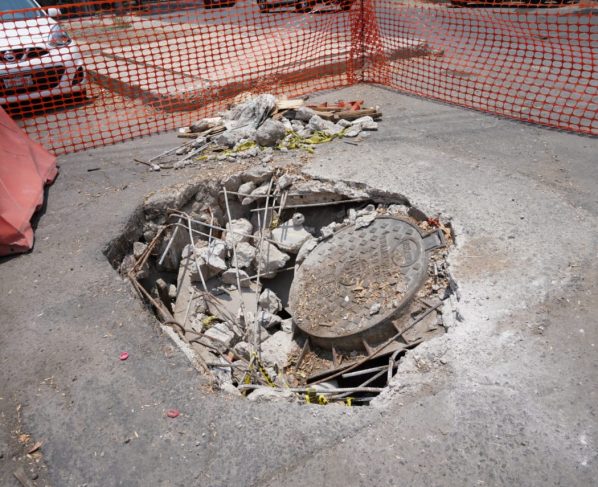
[256, 241, 290, 279]
[260, 331, 297, 368]
[224, 218, 253, 247]
[271, 213, 312, 253]
[232, 241, 256, 269]
[258, 289, 282, 314]
[256, 119, 287, 147]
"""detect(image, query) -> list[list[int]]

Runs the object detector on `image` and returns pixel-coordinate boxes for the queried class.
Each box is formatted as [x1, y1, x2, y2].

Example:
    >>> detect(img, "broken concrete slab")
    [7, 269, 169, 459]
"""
[284, 179, 370, 206]
[206, 277, 260, 324]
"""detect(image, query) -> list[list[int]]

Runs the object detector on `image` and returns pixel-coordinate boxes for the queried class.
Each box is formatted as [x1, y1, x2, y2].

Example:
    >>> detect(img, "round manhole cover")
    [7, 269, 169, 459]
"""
[289, 216, 428, 351]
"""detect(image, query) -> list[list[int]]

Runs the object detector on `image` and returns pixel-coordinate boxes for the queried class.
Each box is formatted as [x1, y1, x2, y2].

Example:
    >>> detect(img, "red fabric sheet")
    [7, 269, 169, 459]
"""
[0, 106, 57, 256]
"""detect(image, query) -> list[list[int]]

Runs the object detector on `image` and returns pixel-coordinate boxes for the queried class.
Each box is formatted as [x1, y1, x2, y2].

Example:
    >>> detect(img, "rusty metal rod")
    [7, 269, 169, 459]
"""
[308, 299, 446, 386]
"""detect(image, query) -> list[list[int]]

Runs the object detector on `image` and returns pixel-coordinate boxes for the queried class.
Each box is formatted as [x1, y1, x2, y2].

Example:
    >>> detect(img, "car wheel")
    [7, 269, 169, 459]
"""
[295, 0, 313, 12]
[257, 0, 270, 12]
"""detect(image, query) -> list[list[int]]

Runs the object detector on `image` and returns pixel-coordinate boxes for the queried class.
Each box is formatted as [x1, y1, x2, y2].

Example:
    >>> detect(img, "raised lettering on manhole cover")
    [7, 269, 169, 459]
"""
[289, 217, 428, 351]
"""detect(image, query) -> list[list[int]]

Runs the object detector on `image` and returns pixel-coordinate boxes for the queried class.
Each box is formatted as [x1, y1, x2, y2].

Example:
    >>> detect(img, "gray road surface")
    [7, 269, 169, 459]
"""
[1, 84, 597, 486]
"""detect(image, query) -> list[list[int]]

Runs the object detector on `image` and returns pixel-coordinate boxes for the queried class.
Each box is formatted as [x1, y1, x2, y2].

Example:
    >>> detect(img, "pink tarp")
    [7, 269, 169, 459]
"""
[0, 106, 57, 256]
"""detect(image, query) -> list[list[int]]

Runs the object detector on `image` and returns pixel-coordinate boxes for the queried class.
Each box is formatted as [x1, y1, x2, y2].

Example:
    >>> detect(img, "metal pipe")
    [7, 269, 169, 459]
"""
[341, 364, 395, 379]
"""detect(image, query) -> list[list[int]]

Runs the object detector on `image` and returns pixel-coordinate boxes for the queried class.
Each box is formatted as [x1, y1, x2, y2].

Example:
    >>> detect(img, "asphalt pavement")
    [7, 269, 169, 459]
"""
[1, 84, 597, 486]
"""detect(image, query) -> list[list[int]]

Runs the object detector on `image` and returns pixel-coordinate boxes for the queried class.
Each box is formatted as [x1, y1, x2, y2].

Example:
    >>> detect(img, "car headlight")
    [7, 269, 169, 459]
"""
[48, 24, 72, 48]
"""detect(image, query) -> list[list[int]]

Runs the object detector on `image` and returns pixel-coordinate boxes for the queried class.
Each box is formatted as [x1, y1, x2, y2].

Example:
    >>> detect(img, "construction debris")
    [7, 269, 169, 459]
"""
[122, 168, 455, 406]
[137, 95, 383, 170]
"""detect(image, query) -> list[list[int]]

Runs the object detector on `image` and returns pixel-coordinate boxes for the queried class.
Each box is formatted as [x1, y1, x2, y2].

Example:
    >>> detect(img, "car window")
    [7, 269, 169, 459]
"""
[1, 0, 42, 21]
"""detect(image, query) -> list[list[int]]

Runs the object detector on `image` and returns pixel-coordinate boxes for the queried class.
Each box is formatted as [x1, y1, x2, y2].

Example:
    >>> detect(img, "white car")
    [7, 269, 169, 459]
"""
[0, 0, 85, 106]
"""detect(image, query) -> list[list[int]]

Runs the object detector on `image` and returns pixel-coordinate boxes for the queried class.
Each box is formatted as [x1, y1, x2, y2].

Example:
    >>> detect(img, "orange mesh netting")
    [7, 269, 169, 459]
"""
[0, 0, 595, 154]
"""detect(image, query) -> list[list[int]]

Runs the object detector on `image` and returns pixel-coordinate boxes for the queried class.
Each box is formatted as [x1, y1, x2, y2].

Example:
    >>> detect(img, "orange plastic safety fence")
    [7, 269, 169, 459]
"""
[0, 0, 595, 155]
[367, 0, 597, 135]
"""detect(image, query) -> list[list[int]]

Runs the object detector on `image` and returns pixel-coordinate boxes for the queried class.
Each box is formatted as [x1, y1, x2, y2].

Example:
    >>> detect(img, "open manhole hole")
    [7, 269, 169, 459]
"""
[108, 167, 456, 406]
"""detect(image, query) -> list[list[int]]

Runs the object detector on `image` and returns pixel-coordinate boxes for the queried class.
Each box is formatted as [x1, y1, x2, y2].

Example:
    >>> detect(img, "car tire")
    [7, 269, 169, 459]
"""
[257, 0, 270, 12]
[295, 0, 313, 12]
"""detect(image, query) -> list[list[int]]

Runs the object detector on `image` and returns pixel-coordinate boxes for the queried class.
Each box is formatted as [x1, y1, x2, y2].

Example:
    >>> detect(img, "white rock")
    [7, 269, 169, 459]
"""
[256, 241, 290, 278]
[292, 106, 316, 123]
[259, 289, 283, 313]
[320, 222, 337, 239]
[198, 239, 227, 272]
[257, 310, 282, 330]
[307, 115, 335, 133]
[290, 120, 304, 132]
[351, 115, 378, 130]
[224, 218, 253, 247]
[271, 213, 313, 253]
[240, 166, 274, 184]
[369, 303, 381, 315]
[388, 204, 409, 215]
[237, 181, 256, 202]
[337, 119, 352, 128]
[232, 241, 256, 268]
[220, 382, 242, 396]
[216, 126, 256, 148]
[204, 322, 235, 350]
[221, 268, 251, 287]
[233, 341, 252, 360]
[355, 212, 377, 229]
[280, 117, 293, 131]
[242, 182, 270, 206]
[356, 204, 376, 216]
[256, 119, 287, 147]
[276, 174, 295, 191]
[260, 330, 297, 368]
[133, 241, 147, 259]
[344, 126, 361, 138]
[281, 318, 293, 334]
[247, 386, 295, 402]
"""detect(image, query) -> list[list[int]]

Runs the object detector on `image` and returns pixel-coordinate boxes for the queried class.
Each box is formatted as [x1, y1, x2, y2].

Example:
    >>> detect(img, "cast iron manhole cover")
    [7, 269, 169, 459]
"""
[289, 216, 428, 351]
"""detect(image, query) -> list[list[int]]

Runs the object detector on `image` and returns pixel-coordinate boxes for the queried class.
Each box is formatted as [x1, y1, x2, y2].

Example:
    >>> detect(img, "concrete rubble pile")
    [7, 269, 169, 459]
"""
[138, 95, 382, 170]
[122, 168, 454, 405]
